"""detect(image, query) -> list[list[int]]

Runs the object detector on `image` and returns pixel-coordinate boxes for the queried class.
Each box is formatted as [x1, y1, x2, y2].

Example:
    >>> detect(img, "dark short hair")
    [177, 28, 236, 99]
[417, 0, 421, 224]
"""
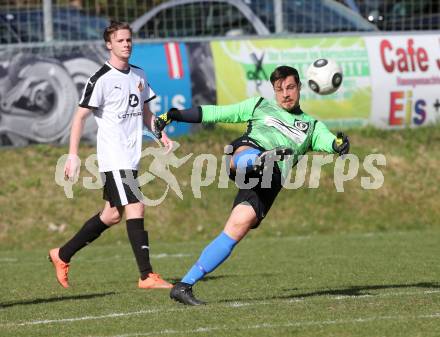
[270, 66, 300, 86]
[103, 21, 132, 43]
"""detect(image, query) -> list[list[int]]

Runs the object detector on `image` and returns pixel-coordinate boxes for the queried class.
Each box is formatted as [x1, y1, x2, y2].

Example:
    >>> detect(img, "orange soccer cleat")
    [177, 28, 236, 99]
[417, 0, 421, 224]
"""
[48, 248, 70, 288]
[138, 273, 173, 289]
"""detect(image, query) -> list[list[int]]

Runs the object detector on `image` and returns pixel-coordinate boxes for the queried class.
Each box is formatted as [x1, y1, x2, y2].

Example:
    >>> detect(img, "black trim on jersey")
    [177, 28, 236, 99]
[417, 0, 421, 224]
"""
[290, 105, 303, 115]
[80, 64, 111, 108]
[253, 97, 265, 113]
[144, 95, 157, 104]
[130, 64, 141, 69]
[78, 103, 99, 109]
[308, 120, 318, 151]
[245, 97, 264, 136]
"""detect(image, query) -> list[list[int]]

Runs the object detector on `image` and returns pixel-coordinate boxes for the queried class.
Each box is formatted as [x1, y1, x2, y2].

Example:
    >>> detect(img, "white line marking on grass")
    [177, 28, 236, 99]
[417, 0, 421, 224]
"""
[0, 258, 18, 262]
[100, 313, 440, 337]
[226, 301, 270, 307]
[9, 308, 185, 327]
[3, 289, 439, 328]
[331, 289, 440, 300]
[152, 253, 191, 259]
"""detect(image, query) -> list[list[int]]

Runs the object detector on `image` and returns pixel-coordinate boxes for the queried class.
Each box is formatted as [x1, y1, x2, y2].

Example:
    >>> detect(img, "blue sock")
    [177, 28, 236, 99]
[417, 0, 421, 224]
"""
[181, 232, 238, 285]
[233, 148, 261, 170]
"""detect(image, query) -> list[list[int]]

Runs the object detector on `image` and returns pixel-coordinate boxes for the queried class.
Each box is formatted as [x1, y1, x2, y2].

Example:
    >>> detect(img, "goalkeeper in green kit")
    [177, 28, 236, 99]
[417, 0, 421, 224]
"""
[154, 65, 350, 305]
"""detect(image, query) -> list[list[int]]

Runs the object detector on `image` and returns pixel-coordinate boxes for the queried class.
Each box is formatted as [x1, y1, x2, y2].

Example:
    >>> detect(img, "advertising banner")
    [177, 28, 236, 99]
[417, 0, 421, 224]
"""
[0, 42, 192, 147]
[0, 44, 105, 146]
[365, 34, 440, 128]
[131, 42, 192, 137]
[211, 37, 371, 128]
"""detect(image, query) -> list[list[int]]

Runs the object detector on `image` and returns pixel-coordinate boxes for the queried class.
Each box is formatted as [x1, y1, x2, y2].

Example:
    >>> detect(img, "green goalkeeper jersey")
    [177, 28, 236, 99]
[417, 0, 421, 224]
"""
[201, 96, 336, 176]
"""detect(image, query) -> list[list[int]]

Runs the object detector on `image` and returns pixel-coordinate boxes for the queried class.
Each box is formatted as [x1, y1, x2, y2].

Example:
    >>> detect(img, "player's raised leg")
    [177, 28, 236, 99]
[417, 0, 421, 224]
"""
[231, 145, 293, 175]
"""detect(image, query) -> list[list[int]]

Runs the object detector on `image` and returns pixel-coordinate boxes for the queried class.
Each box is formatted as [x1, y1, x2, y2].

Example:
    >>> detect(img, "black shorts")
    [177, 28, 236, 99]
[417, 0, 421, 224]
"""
[229, 136, 283, 228]
[101, 170, 142, 207]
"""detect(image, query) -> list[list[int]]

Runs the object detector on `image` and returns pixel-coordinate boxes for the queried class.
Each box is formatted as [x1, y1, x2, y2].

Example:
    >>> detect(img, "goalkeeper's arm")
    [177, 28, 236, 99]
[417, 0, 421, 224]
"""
[153, 97, 260, 138]
[153, 106, 201, 138]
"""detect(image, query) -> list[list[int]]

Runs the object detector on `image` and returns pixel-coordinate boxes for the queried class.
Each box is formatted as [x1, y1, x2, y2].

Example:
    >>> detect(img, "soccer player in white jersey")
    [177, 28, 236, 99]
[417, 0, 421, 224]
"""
[49, 21, 173, 289]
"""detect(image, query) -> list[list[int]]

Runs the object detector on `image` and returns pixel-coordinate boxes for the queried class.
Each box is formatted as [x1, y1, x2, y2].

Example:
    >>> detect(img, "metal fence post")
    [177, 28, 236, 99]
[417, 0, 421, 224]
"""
[43, 0, 54, 42]
[274, 0, 283, 33]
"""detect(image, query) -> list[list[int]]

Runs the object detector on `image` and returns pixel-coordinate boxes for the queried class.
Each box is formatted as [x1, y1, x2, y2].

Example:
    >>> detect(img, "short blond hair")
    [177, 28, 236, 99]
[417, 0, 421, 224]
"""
[103, 21, 132, 43]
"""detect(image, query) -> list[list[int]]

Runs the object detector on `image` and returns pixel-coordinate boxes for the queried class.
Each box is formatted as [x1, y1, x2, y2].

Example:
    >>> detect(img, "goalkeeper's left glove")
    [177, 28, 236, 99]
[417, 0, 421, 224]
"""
[332, 131, 350, 156]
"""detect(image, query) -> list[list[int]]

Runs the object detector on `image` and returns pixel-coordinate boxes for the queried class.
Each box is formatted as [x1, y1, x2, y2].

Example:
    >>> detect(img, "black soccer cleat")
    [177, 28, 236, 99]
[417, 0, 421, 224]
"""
[252, 146, 293, 175]
[170, 282, 206, 306]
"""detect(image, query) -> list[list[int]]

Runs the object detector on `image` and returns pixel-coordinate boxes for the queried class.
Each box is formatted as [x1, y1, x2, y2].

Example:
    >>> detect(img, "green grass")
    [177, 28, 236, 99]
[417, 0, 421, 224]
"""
[1, 125, 440, 249]
[1, 125, 440, 335]
[0, 230, 439, 337]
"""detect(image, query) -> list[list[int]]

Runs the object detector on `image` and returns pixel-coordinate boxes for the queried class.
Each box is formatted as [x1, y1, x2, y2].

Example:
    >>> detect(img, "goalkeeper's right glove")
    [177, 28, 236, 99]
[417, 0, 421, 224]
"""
[153, 110, 173, 139]
[332, 131, 350, 156]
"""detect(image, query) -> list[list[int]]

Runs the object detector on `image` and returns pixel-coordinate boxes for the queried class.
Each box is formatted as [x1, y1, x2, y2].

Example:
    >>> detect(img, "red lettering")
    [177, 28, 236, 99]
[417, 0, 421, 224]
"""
[407, 39, 415, 71]
[389, 92, 404, 125]
[380, 39, 394, 73]
[396, 48, 408, 72]
[379, 38, 430, 73]
[417, 48, 429, 71]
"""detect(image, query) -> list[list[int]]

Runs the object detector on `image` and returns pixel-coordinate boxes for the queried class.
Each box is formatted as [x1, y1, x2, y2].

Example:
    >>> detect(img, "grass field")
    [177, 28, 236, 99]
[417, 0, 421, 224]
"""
[1, 230, 439, 337]
[1, 125, 440, 249]
[1, 125, 440, 336]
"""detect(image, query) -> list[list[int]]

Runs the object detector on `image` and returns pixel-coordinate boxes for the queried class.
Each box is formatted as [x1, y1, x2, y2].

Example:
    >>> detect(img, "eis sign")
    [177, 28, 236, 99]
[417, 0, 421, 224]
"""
[378, 37, 440, 127]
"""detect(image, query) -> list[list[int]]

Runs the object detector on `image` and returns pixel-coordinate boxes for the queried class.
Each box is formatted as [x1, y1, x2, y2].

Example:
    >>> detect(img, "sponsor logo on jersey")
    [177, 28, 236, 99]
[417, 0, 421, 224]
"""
[129, 94, 139, 107]
[118, 111, 142, 119]
[264, 116, 308, 144]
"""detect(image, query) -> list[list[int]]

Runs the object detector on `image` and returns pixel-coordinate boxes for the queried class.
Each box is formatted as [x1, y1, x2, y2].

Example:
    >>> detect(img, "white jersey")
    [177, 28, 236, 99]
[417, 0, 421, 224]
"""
[79, 62, 156, 172]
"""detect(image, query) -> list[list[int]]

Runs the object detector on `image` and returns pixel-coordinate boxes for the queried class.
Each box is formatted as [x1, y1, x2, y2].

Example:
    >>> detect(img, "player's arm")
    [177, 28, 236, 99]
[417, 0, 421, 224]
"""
[153, 97, 260, 138]
[200, 97, 259, 123]
[143, 102, 173, 149]
[65, 107, 92, 180]
[311, 121, 349, 155]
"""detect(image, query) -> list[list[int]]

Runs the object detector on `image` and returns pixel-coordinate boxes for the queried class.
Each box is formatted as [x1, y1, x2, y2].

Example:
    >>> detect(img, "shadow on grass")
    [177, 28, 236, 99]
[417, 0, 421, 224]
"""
[168, 275, 233, 283]
[217, 282, 440, 304]
[169, 272, 277, 284]
[282, 282, 440, 299]
[0, 292, 116, 309]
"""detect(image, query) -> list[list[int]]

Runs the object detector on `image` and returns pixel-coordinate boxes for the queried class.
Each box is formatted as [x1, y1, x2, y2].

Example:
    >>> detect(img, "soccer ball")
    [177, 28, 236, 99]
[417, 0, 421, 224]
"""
[306, 58, 343, 95]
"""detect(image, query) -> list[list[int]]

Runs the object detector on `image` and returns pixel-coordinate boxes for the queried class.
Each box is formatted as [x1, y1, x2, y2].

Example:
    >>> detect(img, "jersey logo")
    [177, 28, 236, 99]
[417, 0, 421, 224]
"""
[293, 120, 310, 133]
[129, 94, 139, 107]
[264, 116, 307, 144]
[138, 81, 144, 92]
